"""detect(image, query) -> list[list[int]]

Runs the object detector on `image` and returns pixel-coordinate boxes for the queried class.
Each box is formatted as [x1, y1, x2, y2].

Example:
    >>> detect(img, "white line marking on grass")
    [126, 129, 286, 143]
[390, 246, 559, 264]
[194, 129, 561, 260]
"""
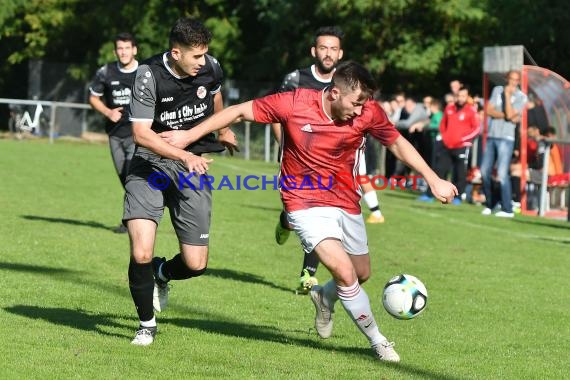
[391, 203, 570, 245]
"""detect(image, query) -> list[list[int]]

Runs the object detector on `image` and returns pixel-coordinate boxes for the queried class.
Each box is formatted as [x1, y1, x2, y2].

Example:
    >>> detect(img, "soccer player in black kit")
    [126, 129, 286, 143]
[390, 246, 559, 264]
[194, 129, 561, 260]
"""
[123, 18, 237, 346]
[272, 26, 385, 295]
[89, 32, 138, 233]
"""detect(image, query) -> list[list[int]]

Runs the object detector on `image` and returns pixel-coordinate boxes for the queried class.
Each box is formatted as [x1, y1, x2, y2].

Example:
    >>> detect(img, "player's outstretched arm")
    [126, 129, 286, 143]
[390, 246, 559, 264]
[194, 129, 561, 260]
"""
[271, 123, 283, 144]
[133, 121, 212, 174]
[213, 91, 239, 155]
[161, 101, 256, 148]
[387, 135, 457, 203]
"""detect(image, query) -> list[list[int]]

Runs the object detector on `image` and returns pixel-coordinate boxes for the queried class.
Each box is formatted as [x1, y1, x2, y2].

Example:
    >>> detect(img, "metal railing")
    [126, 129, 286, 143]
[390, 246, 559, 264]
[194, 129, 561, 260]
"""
[1, 98, 281, 163]
[0, 97, 91, 144]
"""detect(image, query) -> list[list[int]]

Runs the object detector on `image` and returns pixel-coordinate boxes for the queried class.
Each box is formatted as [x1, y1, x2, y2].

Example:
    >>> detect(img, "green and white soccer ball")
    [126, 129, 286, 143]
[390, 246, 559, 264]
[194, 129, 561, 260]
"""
[382, 274, 428, 320]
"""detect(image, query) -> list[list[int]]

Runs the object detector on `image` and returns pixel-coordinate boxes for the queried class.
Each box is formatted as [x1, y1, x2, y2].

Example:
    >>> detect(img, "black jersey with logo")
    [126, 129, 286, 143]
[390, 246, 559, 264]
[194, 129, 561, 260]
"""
[129, 52, 225, 155]
[89, 62, 137, 137]
[279, 65, 331, 92]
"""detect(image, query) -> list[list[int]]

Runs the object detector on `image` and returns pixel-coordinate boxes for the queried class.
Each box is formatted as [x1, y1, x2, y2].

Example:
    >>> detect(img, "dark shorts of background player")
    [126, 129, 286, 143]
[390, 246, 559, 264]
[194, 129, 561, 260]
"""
[109, 135, 135, 176]
[122, 148, 212, 245]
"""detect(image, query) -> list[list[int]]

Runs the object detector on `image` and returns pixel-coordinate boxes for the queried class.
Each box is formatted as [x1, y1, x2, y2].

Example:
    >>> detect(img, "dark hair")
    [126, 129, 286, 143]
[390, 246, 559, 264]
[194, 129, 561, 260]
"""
[114, 32, 136, 47]
[331, 61, 377, 100]
[169, 18, 212, 49]
[314, 26, 344, 46]
[545, 126, 557, 135]
[458, 85, 470, 94]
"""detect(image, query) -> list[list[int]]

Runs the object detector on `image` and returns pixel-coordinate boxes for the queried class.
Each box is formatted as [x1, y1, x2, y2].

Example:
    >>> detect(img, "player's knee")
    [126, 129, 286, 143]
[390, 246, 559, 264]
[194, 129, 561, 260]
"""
[357, 265, 371, 283]
[182, 265, 207, 279]
[333, 269, 358, 287]
[358, 271, 370, 284]
[131, 251, 153, 264]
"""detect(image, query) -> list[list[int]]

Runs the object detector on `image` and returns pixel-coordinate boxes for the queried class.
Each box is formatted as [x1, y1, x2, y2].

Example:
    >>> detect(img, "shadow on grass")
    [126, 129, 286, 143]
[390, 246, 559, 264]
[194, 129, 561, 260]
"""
[206, 268, 292, 294]
[536, 236, 570, 244]
[0, 260, 129, 304]
[0, 262, 78, 274]
[21, 215, 114, 231]
[164, 316, 460, 380]
[0, 261, 292, 308]
[5, 305, 131, 339]
[511, 217, 570, 230]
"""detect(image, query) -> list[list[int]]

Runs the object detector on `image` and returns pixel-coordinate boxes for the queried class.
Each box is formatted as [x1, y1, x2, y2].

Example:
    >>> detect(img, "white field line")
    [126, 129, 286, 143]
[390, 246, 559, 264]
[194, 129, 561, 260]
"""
[390, 202, 570, 245]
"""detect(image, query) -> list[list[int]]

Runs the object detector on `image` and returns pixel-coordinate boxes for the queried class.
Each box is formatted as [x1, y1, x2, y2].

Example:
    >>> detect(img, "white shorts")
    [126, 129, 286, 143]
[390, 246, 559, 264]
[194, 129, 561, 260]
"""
[287, 207, 368, 255]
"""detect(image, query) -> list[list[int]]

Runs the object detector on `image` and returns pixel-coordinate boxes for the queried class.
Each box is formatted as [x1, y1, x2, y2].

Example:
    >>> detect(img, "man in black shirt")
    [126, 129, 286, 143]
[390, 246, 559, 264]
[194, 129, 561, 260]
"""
[124, 18, 237, 346]
[270, 26, 344, 143]
[89, 32, 138, 233]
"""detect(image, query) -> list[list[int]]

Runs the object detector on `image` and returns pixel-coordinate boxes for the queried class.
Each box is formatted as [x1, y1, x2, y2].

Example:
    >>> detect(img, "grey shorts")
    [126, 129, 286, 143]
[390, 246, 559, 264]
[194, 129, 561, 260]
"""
[108, 135, 135, 174]
[123, 149, 212, 245]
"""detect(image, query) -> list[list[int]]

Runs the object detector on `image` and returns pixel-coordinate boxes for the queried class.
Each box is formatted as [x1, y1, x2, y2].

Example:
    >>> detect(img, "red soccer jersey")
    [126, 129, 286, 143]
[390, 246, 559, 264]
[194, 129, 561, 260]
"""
[252, 88, 400, 214]
[439, 103, 480, 149]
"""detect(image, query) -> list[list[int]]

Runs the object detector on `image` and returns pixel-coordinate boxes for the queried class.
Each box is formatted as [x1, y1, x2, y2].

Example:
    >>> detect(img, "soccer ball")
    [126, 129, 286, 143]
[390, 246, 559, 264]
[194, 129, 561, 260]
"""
[382, 274, 428, 320]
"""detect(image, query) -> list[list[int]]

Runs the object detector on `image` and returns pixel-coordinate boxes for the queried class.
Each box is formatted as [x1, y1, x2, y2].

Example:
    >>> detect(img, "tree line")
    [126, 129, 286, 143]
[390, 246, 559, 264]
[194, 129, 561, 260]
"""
[1, 0, 568, 100]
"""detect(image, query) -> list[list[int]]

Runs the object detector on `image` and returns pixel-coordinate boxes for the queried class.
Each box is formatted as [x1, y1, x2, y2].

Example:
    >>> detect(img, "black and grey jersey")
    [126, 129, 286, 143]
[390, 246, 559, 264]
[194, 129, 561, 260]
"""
[129, 52, 224, 155]
[279, 64, 331, 92]
[89, 61, 138, 137]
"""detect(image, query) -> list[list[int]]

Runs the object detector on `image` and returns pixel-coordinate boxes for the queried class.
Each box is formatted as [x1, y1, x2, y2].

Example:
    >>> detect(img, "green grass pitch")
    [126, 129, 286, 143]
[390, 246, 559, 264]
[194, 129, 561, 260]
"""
[0, 139, 568, 379]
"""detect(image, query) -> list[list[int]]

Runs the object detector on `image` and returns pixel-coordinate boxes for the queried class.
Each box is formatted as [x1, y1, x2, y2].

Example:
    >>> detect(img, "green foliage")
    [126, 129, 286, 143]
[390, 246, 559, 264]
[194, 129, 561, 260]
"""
[1, 0, 76, 63]
[204, 16, 241, 76]
[482, 0, 570, 83]
[0, 0, 569, 97]
[314, 0, 489, 93]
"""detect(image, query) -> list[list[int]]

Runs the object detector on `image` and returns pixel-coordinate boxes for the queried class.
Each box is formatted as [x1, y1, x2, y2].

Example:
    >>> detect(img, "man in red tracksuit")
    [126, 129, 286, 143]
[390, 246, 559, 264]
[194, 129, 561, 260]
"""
[436, 85, 480, 204]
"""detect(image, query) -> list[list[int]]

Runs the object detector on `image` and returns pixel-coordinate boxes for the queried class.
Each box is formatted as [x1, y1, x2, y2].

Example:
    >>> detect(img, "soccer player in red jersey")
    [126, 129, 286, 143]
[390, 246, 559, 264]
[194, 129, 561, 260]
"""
[271, 26, 385, 295]
[160, 61, 457, 362]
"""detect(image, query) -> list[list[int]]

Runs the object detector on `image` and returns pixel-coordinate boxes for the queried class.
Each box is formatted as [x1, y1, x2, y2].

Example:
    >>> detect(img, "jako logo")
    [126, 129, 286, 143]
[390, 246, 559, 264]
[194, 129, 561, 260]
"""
[161, 97, 174, 102]
[200, 234, 209, 239]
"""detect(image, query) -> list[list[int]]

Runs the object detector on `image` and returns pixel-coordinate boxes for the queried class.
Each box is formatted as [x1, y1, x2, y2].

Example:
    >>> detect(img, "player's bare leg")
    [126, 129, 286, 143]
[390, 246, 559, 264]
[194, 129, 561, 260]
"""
[310, 238, 399, 362]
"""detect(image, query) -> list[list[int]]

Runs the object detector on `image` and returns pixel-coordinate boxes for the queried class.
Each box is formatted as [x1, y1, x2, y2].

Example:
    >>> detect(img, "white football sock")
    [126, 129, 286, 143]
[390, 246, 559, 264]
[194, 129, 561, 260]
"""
[363, 191, 382, 216]
[337, 281, 386, 347]
[140, 316, 156, 328]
